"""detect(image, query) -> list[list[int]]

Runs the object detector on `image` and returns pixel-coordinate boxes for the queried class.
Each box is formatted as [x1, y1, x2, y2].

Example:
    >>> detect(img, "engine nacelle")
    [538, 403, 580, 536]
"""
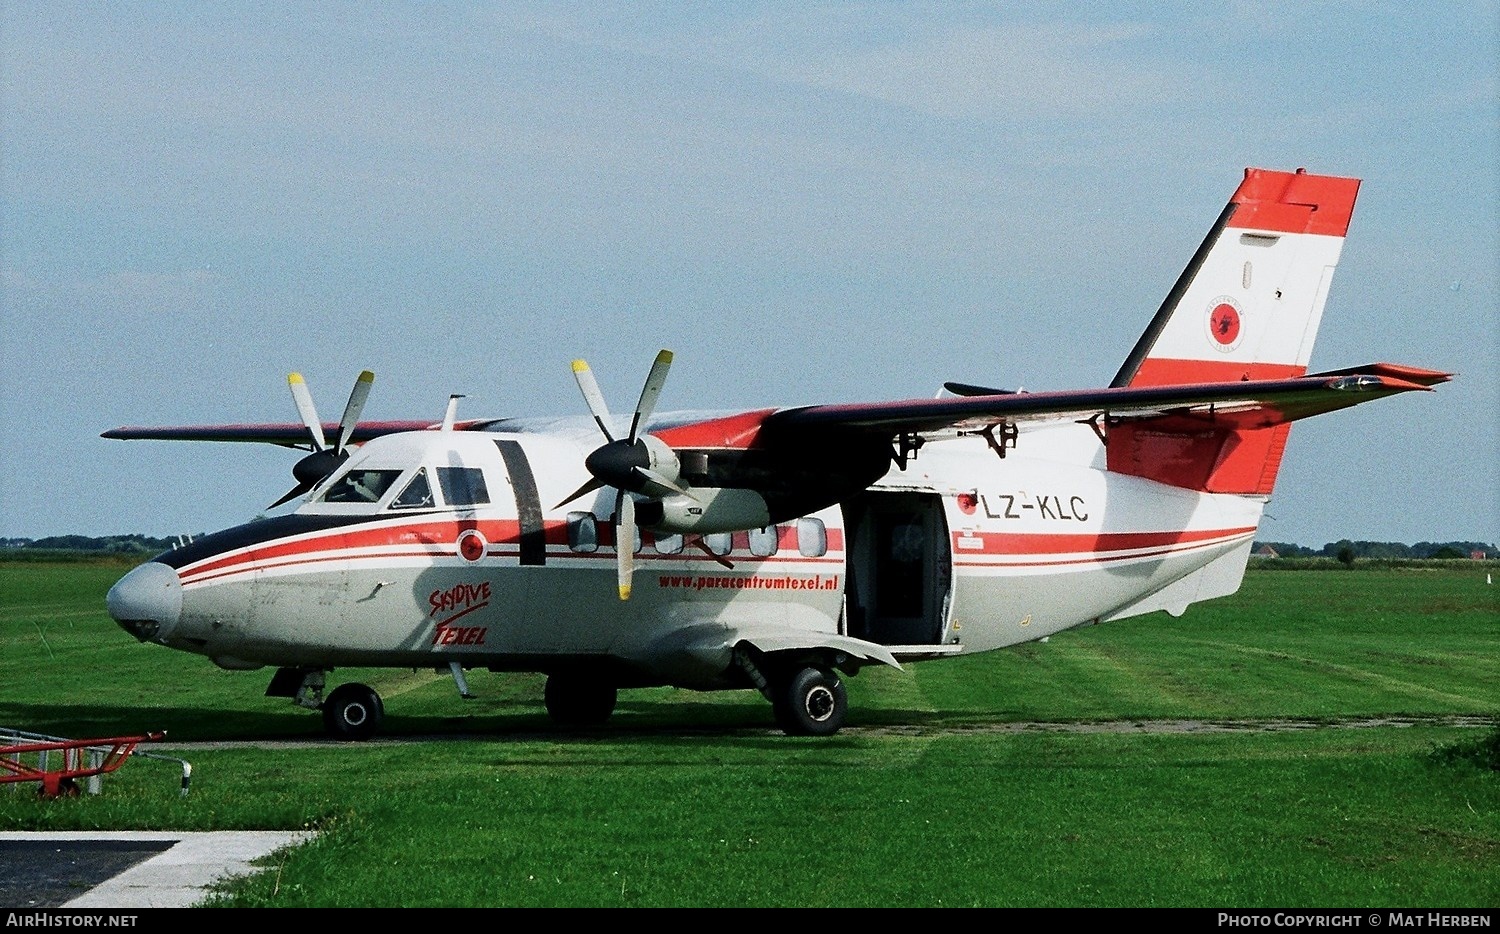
[645, 487, 772, 535]
[634, 435, 684, 498]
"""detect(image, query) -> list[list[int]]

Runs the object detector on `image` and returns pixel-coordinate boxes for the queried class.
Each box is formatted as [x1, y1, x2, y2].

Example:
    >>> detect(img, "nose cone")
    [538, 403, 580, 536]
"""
[107, 561, 182, 642]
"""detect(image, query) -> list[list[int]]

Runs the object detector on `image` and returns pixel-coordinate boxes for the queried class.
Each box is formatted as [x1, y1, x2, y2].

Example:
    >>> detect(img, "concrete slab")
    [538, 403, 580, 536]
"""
[0, 831, 314, 909]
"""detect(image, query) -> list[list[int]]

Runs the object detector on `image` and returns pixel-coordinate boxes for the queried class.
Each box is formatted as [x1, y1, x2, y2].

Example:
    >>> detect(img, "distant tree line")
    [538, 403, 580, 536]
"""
[1254, 540, 1496, 562]
[0, 534, 191, 554]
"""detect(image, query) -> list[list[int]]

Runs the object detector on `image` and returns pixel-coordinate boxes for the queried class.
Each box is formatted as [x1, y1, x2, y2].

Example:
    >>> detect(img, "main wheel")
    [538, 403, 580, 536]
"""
[543, 675, 618, 728]
[774, 667, 847, 736]
[322, 682, 384, 741]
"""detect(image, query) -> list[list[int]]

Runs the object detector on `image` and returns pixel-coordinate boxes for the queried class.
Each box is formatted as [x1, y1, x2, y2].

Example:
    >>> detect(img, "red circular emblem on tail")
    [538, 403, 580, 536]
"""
[1208, 301, 1242, 349]
[458, 529, 487, 563]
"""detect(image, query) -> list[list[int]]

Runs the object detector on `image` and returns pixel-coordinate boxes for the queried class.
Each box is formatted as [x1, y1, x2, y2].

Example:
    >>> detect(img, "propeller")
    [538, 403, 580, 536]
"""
[557, 350, 690, 600]
[269, 370, 375, 509]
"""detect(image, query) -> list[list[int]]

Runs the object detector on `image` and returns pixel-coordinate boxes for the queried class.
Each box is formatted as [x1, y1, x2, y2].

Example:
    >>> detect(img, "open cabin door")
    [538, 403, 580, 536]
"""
[843, 491, 953, 648]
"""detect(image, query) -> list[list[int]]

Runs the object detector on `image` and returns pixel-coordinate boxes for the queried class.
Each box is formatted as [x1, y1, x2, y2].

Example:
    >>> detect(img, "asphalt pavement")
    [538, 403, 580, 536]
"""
[0, 831, 313, 909]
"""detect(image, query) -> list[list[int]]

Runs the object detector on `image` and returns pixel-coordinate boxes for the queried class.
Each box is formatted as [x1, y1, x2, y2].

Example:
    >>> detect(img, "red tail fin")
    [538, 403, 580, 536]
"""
[1107, 168, 1361, 494]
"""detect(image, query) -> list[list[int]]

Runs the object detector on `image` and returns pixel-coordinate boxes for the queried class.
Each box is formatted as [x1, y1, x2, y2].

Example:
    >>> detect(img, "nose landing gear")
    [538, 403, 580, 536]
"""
[267, 667, 386, 741]
[321, 682, 384, 741]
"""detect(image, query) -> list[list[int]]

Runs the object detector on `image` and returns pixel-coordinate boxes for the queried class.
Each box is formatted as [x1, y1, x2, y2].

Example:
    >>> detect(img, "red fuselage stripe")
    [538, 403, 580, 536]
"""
[950, 526, 1255, 555]
[178, 520, 848, 585]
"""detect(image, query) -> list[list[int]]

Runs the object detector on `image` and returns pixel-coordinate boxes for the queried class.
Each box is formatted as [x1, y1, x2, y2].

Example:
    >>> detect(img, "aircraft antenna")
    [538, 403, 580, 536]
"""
[443, 395, 465, 432]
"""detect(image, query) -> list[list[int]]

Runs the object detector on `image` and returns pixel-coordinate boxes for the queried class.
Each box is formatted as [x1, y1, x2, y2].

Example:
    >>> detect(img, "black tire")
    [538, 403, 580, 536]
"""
[322, 682, 384, 741]
[774, 667, 847, 736]
[543, 675, 618, 727]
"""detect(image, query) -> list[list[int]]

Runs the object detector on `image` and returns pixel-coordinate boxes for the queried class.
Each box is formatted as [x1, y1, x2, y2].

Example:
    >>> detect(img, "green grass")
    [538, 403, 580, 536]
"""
[1, 559, 1496, 907]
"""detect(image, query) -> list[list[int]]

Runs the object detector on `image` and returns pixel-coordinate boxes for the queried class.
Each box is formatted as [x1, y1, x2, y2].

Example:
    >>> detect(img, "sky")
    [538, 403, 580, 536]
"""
[2, 2, 1496, 547]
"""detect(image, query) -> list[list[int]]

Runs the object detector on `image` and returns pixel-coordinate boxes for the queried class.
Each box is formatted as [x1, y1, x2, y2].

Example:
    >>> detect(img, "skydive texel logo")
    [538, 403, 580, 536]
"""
[1205, 296, 1244, 352]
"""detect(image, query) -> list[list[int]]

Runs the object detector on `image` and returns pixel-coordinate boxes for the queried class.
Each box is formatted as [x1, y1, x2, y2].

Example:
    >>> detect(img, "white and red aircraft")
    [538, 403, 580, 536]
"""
[104, 167, 1449, 740]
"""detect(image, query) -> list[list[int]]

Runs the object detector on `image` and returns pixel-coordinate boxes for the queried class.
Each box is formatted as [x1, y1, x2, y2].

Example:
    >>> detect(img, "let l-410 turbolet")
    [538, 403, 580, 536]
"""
[105, 167, 1450, 740]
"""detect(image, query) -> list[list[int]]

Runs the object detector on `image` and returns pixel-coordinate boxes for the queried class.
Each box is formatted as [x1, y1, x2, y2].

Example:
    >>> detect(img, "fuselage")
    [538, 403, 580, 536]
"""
[98, 167, 1438, 741]
[107, 414, 1263, 691]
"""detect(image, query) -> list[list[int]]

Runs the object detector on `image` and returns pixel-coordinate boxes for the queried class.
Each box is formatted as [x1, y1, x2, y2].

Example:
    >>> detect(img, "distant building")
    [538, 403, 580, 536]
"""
[1472, 549, 1488, 561]
[1254, 544, 1280, 558]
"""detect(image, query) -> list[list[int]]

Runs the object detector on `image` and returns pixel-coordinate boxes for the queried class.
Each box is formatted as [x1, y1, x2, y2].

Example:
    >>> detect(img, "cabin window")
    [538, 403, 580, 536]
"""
[438, 467, 490, 507]
[797, 517, 827, 557]
[389, 468, 434, 509]
[567, 512, 599, 553]
[703, 532, 732, 556]
[748, 525, 779, 557]
[654, 533, 684, 555]
[322, 469, 402, 504]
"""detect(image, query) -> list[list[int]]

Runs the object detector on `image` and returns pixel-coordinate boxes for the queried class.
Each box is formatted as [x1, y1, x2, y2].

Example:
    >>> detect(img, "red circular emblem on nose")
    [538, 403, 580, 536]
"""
[458, 530, 486, 563]
[1209, 303, 1241, 346]
[956, 492, 977, 514]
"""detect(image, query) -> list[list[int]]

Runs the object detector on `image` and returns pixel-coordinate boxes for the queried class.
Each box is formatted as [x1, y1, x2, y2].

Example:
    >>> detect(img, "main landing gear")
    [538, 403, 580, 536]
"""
[735, 650, 850, 736]
[772, 667, 848, 736]
[543, 673, 618, 728]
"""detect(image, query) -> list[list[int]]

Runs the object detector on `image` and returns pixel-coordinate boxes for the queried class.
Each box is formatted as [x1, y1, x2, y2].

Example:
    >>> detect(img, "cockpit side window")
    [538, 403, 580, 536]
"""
[437, 467, 490, 507]
[389, 468, 434, 509]
[322, 469, 403, 504]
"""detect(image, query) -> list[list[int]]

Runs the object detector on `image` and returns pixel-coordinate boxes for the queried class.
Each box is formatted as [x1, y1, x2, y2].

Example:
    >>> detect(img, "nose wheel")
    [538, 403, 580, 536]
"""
[322, 682, 384, 741]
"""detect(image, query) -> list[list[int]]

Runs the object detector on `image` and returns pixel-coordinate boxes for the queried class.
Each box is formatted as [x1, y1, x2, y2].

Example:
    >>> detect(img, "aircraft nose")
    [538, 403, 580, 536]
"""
[107, 561, 182, 642]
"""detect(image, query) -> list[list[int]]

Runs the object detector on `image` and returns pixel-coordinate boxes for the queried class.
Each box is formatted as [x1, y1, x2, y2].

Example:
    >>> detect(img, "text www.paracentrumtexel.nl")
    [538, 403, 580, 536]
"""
[657, 574, 840, 591]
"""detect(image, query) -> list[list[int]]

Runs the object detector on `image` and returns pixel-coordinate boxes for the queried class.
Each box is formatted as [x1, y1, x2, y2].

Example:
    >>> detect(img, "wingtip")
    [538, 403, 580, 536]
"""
[1326, 374, 1440, 393]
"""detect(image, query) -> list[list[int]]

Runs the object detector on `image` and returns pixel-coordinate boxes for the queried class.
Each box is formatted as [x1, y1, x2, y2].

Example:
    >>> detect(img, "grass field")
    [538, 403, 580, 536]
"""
[1, 558, 1496, 907]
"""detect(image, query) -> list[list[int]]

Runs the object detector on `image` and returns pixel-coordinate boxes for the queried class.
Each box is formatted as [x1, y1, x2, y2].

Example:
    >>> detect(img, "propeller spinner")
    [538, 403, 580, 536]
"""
[269, 370, 375, 508]
[558, 350, 689, 600]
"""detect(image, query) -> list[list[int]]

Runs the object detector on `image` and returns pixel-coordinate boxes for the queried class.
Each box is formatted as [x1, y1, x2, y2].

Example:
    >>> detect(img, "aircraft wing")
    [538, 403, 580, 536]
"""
[756, 364, 1452, 439]
[100, 420, 464, 447]
[104, 364, 1448, 450]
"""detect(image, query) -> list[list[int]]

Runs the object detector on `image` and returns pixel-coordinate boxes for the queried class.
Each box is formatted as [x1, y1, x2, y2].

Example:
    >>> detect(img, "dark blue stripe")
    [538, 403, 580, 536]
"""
[153, 513, 429, 569]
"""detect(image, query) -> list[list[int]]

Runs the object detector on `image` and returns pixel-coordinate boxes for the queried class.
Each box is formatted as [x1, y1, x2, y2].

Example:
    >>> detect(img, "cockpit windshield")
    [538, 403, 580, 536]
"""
[305, 436, 499, 512]
[321, 469, 403, 504]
